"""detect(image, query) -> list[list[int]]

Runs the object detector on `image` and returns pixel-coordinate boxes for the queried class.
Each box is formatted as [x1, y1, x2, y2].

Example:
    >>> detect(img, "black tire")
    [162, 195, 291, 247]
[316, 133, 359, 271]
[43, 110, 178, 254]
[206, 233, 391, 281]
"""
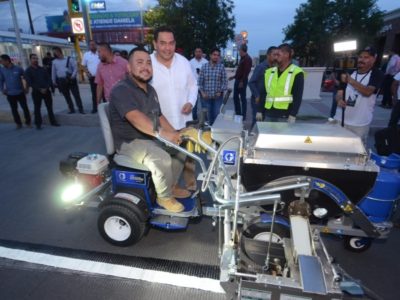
[343, 236, 372, 253]
[98, 204, 145, 247]
[243, 220, 290, 243]
[239, 219, 290, 273]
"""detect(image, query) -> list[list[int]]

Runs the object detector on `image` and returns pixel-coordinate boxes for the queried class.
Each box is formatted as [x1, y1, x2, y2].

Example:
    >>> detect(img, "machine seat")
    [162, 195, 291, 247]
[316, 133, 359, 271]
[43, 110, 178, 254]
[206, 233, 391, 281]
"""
[98, 103, 149, 172]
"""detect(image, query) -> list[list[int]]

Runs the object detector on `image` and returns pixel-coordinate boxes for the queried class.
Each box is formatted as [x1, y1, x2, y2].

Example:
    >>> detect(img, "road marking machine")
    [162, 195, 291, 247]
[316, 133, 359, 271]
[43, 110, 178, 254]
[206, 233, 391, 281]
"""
[59, 93, 400, 299]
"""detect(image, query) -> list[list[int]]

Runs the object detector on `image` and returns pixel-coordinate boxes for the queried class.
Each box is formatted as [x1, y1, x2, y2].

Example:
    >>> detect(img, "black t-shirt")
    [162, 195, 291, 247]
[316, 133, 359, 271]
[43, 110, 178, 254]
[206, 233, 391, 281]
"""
[109, 75, 162, 150]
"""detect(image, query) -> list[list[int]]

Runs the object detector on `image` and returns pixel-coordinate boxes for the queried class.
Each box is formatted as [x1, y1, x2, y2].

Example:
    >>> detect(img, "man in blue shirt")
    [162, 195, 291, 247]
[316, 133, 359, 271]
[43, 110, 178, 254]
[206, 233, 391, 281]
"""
[248, 46, 278, 127]
[0, 54, 31, 129]
[25, 53, 60, 129]
[198, 48, 228, 124]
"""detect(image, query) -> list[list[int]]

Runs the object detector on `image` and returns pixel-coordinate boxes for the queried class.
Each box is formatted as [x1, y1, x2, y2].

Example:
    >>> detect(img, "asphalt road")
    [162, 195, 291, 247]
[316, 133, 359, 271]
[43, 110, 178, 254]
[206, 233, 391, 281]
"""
[0, 118, 399, 299]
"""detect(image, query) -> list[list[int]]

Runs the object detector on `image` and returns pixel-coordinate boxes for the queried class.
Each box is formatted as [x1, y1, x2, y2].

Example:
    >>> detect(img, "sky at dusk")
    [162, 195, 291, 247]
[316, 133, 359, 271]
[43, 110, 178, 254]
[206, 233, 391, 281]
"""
[0, 0, 398, 57]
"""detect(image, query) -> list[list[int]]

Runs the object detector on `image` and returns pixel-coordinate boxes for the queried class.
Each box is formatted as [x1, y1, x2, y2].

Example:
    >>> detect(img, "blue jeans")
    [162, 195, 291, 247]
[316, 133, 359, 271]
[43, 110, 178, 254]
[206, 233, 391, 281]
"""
[233, 79, 248, 120]
[201, 95, 223, 125]
[250, 95, 259, 127]
[329, 90, 337, 118]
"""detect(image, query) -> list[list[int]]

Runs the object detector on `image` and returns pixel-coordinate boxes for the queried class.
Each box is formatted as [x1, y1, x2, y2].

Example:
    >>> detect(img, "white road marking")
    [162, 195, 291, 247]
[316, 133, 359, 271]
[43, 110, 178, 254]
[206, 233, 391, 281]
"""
[0, 246, 225, 294]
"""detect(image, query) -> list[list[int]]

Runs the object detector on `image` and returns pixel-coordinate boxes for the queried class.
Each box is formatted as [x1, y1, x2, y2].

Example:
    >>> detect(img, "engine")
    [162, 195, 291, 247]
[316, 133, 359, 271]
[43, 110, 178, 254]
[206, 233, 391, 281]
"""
[59, 152, 110, 190]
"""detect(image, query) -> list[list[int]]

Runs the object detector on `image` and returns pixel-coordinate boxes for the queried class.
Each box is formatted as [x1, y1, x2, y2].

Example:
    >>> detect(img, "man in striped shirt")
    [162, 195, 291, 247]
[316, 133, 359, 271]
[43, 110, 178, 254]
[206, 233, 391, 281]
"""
[198, 48, 228, 124]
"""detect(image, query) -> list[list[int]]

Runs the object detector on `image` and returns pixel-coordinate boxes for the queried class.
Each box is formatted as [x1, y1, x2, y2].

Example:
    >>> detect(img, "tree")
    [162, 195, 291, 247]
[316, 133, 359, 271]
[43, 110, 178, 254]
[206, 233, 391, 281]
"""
[144, 0, 235, 57]
[283, 0, 383, 66]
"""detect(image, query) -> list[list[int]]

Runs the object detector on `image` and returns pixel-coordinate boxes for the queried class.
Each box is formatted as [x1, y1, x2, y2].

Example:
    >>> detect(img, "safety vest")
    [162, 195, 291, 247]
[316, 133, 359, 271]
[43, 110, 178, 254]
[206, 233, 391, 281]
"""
[264, 64, 304, 110]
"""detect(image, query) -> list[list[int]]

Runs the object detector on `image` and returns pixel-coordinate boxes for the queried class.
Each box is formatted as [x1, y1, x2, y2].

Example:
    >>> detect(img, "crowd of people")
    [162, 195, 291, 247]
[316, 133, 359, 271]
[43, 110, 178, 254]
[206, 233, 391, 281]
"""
[1, 26, 399, 212]
[0, 41, 130, 129]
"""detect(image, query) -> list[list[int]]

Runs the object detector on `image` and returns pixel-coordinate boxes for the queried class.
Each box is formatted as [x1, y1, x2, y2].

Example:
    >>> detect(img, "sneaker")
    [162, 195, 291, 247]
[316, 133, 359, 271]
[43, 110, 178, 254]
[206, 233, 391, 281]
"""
[327, 118, 337, 124]
[51, 123, 60, 127]
[16, 124, 22, 130]
[172, 185, 191, 198]
[156, 197, 184, 212]
[68, 110, 75, 114]
[36, 125, 42, 130]
[91, 109, 97, 114]
[26, 123, 33, 128]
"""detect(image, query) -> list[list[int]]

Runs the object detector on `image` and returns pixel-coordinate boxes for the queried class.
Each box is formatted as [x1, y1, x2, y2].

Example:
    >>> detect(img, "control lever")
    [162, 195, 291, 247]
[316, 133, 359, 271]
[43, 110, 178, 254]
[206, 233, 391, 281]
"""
[220, 88, 232, 114]
[199, 108, 208, 129]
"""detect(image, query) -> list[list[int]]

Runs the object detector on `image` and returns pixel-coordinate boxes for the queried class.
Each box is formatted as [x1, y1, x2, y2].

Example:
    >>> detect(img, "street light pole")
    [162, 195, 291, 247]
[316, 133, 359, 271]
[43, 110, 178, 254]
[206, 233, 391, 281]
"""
[138, 0, 144, 44]
[25, 0, 35, 34]
[9, 0, 27, 68]
[82, 0, 92, 48]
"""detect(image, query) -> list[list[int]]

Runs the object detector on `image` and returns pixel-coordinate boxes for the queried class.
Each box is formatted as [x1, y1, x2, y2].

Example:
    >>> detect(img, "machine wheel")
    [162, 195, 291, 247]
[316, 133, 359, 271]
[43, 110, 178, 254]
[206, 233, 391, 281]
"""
[239, 220, 290, 274]
[98, 204, 145, 246]
[243, 221, 290, 243]
[343, 236, 372, 253]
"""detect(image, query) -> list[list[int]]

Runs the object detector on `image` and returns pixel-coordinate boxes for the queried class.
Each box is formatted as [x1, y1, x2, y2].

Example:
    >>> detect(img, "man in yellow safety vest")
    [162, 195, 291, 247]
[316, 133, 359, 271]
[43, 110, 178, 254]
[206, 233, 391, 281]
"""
[264, 43, 304, 123]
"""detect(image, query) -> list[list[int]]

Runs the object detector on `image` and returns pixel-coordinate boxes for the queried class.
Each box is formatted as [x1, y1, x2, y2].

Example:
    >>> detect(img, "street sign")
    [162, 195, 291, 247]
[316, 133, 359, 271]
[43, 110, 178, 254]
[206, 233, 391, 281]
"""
[71, 17, 85, 34]
[90, 1, 106, 11]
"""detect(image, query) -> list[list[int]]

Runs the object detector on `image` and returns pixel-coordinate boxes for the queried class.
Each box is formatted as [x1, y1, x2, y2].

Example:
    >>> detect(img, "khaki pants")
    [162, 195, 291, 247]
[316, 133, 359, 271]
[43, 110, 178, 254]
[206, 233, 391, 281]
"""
[119, 139, 185, 198]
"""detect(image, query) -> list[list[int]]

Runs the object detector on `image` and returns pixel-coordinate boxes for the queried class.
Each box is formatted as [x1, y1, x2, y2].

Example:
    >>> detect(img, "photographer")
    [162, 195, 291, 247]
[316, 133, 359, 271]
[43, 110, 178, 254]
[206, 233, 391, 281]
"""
[335, 46, 383, 145]
[51, 46, 85, 114]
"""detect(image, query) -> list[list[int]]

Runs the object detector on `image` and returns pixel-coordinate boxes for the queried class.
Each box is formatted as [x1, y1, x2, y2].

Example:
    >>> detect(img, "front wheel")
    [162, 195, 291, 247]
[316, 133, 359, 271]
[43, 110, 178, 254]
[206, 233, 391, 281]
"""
[98, 204, 145, 247]
[343, 236, 372, 253]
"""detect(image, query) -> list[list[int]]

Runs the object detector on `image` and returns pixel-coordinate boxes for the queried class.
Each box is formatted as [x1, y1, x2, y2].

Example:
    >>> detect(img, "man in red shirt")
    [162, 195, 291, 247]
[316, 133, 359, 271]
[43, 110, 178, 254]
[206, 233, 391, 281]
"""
[95, 42, 128, 103]
[229, 44, 252, 120]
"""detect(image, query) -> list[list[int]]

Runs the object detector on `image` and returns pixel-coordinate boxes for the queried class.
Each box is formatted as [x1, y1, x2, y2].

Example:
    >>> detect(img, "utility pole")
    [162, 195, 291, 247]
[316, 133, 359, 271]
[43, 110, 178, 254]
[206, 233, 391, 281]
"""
[9, 0, 27, 68]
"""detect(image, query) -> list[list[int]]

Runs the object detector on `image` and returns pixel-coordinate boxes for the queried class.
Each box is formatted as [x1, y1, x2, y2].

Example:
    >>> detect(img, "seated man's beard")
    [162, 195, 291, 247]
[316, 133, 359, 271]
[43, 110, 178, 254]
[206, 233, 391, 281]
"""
[132, 73, 152, 83]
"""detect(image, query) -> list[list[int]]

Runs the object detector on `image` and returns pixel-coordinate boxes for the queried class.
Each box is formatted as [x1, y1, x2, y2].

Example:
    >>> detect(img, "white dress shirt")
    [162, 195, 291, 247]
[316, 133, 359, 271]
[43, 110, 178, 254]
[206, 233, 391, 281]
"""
[150, 52, 198, 130]
[189, 57, 208, 81]
[82, 50, 100, 77]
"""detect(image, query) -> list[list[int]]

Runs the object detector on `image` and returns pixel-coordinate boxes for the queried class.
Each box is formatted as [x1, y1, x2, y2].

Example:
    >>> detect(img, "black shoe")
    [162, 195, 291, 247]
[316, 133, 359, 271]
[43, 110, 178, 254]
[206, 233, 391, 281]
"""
[91, 109, 97, 114]
[79, 110, 86, 114]
[16, 124, 22, 130]
[68, 110, 75, 114]
[36, 125, 42, 130]
[51, 123, 60, 127]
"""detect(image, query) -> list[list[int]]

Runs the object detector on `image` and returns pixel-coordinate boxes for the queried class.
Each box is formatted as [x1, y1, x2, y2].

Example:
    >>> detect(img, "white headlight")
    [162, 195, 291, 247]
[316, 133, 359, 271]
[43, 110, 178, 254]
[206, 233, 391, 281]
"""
[313, 207, 328, 218]
[61, 183, 84, 203]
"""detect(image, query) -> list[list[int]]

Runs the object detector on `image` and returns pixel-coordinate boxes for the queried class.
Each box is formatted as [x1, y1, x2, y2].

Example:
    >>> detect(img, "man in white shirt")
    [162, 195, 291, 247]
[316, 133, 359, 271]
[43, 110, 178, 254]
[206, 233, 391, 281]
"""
[388, 72, 400, 128]
[150, 26, 198, 192]
[82, 40, 100, 113]
[189, 47, 208, 120]
[335, 46, 384, 145]
[150, 26, 198, 130]
[381, 50, 400, 108]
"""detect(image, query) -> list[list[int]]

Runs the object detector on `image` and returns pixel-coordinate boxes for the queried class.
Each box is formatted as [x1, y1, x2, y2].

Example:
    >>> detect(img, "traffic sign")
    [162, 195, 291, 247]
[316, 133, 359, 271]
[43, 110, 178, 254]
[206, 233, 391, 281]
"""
[71, 17, 85, 34]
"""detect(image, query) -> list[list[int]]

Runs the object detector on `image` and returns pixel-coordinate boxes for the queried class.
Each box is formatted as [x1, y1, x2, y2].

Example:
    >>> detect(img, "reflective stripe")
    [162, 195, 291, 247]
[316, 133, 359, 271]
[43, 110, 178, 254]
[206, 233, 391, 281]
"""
[267, 96, 293, 103]
[284, 65, 296, 95]
[266, 68, 276, 90]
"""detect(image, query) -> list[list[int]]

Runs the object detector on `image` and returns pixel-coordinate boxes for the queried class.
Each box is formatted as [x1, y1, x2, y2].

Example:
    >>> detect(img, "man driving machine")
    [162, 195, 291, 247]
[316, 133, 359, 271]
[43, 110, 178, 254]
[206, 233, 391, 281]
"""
[109, 47, 196, 213]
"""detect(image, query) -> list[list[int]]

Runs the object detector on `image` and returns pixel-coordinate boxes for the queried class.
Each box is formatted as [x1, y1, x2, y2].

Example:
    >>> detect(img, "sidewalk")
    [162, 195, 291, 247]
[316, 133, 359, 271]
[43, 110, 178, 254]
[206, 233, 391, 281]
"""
[0, 83, 392, 129]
